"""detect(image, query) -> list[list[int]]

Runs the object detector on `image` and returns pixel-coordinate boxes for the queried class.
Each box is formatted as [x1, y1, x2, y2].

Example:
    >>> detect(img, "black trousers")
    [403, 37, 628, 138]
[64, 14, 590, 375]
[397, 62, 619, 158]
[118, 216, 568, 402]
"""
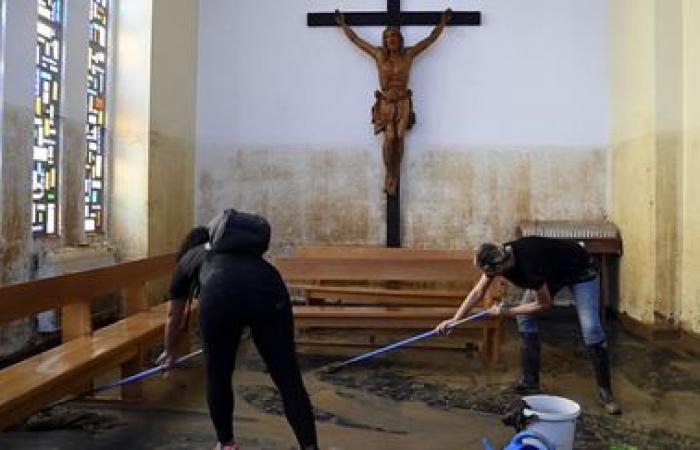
[199, 289, 317, 448]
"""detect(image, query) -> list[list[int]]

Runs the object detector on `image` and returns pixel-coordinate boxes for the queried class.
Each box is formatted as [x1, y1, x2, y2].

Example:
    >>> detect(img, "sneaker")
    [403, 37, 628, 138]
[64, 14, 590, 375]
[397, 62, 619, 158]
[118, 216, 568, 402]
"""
[599, 388, 622, 415]
[213, 443, 239, 450]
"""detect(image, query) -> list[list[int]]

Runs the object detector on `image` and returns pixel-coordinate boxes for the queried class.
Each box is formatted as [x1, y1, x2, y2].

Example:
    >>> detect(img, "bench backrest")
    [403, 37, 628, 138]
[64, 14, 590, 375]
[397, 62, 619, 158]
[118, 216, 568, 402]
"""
[293, 245, 475, 261]
[276, 256, 483, 283]
[0, 255, 178, 430]
[0, 254, 176, 341]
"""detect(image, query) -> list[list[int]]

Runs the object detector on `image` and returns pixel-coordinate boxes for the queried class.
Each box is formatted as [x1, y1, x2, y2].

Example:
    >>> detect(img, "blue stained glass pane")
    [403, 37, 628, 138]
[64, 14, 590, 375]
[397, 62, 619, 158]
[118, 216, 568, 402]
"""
[84, 0, 109, 233]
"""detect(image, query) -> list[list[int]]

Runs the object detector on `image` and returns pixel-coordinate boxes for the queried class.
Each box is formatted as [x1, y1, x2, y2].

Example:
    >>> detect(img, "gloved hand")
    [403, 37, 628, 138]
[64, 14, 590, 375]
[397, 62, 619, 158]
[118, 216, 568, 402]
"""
[435, 318, 458, 336]
[155, 351, 176, 370]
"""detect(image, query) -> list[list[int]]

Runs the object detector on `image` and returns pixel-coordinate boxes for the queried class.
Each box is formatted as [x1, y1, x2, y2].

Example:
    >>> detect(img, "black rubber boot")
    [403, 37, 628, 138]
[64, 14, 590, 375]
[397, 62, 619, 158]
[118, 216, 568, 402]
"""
[513, 332, 540, 395]
[587, 341, 621, 415]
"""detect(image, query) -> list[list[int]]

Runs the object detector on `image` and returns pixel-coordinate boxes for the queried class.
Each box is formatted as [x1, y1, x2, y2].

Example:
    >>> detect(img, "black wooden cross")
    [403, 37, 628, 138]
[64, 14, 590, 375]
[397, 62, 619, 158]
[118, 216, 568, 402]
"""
[308, 1, 481, 247]
[308, 0, 481, 27]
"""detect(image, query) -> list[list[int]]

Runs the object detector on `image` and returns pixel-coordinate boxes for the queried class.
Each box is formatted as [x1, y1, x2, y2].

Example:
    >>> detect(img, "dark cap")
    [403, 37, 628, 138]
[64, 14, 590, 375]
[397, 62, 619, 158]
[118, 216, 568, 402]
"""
[475, 242, 507, 270]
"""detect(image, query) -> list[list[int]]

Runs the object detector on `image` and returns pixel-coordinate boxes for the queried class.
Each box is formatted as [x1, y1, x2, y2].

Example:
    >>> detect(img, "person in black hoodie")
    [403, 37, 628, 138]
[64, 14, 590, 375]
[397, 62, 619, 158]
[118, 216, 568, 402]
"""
[157, 209, 318, 450]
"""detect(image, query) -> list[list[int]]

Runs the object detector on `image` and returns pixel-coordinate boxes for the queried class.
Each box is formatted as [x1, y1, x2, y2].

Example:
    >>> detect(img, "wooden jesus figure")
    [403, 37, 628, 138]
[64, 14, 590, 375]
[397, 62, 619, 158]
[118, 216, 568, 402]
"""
[335, 8, 453, 195]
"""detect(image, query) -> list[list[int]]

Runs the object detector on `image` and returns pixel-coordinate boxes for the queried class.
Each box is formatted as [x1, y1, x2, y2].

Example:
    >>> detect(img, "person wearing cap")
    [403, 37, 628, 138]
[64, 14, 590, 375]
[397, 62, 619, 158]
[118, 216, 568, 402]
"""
[435, 236, 621, 415]
[157, 209, 319, 450]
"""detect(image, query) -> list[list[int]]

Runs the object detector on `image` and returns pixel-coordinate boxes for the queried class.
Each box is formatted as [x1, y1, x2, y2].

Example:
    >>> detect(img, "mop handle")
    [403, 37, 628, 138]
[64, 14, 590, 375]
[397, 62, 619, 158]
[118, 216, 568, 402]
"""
[92, 349, 203, 394]
[45, 349, 204, 410]
[330, 309, 490, 370]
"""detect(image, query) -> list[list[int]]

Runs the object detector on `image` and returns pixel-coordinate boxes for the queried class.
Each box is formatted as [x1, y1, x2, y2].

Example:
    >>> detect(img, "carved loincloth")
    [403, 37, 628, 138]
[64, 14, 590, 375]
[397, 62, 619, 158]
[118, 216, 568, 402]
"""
[371, 89, 416, 136]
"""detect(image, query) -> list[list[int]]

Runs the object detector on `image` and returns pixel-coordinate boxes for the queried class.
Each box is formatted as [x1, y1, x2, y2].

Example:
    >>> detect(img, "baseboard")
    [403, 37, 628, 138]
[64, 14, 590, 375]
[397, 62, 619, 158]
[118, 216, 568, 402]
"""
[616, 312, 682, 341]
[679, 329, 700, 358]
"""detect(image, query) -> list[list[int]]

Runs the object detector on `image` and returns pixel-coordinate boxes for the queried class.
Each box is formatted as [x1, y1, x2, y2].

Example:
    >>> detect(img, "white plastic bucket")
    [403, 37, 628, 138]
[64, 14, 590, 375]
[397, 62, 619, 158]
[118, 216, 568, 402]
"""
[522, 395, 581, 450]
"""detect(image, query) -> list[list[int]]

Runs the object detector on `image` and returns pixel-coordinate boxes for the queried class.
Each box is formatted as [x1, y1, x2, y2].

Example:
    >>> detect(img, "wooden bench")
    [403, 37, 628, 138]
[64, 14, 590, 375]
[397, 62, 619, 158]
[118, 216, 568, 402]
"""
[288, 246, 483, 306]
[277, 246, 503, 363]
[0, 254, 178, 430]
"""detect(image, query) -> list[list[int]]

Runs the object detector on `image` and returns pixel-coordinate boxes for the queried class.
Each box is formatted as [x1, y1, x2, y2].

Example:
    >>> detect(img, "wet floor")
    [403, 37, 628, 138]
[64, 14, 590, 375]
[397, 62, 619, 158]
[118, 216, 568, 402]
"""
[2, 311, 700, 449]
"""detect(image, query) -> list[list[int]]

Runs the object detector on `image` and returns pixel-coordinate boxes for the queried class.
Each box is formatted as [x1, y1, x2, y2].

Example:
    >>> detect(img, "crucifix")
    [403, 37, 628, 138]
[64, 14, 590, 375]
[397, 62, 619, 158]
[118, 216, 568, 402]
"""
[309, 1, 481, 247]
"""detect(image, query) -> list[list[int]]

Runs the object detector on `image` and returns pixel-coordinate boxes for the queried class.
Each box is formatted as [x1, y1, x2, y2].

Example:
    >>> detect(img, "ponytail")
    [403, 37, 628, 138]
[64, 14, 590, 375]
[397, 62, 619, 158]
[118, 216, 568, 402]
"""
[176, 226, 210, 261]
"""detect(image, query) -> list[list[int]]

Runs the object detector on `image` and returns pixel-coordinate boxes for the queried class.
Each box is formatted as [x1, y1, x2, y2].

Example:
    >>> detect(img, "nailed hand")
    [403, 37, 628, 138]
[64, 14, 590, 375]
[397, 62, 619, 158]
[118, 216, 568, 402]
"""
[335, 9, 346, 26]
[442, 8, 453, 24]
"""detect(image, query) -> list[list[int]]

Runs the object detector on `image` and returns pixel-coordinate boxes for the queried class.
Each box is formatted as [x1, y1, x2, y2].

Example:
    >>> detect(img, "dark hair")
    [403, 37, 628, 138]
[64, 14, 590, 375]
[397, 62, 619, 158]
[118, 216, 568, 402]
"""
[176, 226, 209, 261]
[475, 242, 507, 270]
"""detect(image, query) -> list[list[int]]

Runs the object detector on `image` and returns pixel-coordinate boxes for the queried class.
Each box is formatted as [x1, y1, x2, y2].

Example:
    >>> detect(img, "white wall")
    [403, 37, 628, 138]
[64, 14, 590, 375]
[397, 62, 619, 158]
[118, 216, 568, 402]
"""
[196, 0, 609, 250]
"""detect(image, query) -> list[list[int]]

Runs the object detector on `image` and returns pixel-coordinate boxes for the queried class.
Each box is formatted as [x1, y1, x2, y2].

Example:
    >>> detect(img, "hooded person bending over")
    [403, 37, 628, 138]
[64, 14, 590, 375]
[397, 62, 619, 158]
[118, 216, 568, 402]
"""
[435, 236, 621, 415]
[157, 209, 318, 450]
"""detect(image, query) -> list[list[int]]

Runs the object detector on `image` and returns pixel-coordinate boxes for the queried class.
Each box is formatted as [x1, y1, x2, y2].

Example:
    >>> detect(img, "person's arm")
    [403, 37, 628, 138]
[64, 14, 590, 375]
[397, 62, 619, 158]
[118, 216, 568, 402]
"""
[435, 273, 493, 335]
[491, 283, 553, 317]
[156, 300, 187, 369]
[407, 8, 452, 58]
[156, 251, 200, 369]
[335, 9, 380, 60]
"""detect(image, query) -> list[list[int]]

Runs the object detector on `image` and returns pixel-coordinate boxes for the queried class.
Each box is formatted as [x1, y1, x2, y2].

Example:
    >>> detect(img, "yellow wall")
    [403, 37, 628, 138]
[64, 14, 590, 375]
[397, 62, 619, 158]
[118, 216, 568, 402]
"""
[681, 1, 700, 333]
[148, 0, 198, 258]
[112, 0, 152, 258]
[609, 0, 657, 324]
[112, 0, 197, 261]
[653, 0, 683, 323]
[611, 0, 700, 333]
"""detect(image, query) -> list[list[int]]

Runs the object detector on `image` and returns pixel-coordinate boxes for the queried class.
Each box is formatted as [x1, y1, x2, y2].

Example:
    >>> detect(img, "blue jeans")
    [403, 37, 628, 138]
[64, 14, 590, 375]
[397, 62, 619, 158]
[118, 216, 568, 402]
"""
[516, 276, 605, 346]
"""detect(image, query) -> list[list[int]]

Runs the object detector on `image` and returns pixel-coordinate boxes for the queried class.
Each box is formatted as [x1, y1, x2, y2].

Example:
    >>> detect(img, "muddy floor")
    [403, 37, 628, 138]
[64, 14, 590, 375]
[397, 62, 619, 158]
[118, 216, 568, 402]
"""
[1, 311, 700, 449]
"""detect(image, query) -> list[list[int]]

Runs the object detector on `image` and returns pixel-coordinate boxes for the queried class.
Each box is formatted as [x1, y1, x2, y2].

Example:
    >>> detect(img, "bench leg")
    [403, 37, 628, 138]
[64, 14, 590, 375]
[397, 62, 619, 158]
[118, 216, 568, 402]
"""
[175, 328, 191, 360]
[490, 324, 502, 365]
[121, 352, 144, 401]
[482, 326, 501, 367]
[481, 328, 492, 366]
[62, 301, 93, 394]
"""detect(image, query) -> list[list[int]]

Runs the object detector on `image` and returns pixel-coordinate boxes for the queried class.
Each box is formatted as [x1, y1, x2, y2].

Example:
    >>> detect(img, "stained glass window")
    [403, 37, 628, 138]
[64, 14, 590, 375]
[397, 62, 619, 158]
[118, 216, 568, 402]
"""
[33, 0, 63, 235]
[84, 0, 109, 233]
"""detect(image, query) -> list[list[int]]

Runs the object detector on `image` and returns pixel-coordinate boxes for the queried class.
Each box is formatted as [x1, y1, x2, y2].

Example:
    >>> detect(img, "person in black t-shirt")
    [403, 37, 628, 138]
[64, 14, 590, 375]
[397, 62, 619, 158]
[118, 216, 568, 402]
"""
[435, 236, 621, 415]
[156, 209, 319, 450]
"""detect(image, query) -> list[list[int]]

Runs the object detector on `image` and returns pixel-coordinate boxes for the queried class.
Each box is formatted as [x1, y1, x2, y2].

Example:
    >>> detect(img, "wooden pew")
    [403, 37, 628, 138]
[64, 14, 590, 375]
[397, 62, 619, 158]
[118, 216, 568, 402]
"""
[277, 246, 503, 363]
[286, 246, 485, 306]
[293, 245, 475, 260]
[0, 254, 177, 430]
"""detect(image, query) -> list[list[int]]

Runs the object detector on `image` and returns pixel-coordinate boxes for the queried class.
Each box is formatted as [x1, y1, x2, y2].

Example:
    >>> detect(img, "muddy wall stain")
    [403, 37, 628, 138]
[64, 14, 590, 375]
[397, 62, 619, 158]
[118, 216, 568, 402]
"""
[196, 146, 607, 257]
[1, 105, 35, 357]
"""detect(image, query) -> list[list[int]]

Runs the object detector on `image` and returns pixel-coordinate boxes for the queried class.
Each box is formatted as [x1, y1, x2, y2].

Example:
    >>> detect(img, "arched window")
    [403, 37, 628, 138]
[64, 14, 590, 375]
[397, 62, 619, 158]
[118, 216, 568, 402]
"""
[85, 0, 109, 233]
[32, 0, 64, 235]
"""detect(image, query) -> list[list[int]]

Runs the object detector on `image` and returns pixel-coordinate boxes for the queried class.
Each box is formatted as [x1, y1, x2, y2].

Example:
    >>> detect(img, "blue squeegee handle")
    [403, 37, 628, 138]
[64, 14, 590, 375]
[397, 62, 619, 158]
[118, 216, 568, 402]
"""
[45, 349, 204, 409]
[92, 349, 204, 393]
[330, 309, 490, 370]
[53, 309, 489, 404]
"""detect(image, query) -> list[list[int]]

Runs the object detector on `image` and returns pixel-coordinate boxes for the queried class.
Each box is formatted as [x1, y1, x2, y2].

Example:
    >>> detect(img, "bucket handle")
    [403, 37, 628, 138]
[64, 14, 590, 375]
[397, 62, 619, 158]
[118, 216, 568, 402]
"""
[524, 408, 578, 423]
[522, 408, 539, 422]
